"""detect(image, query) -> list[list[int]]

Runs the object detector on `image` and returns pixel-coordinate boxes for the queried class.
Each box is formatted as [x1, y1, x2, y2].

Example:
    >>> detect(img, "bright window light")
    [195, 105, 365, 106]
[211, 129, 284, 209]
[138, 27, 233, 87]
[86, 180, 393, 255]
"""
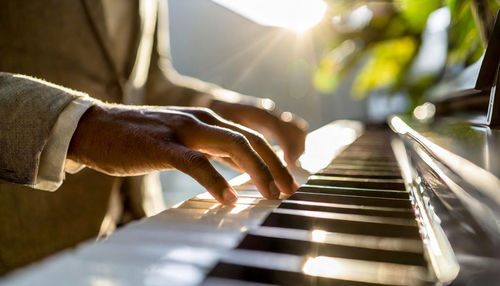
[212, 0, 327, 33]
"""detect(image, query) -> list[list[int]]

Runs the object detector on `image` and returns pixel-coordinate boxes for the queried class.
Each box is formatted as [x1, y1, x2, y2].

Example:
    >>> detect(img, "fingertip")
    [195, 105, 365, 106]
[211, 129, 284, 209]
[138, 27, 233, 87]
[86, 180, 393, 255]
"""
[222, 187, 238, 205]
[287, 173, 299, 193]
[275, 178, 296, 195]
[268, 181, 280, 199]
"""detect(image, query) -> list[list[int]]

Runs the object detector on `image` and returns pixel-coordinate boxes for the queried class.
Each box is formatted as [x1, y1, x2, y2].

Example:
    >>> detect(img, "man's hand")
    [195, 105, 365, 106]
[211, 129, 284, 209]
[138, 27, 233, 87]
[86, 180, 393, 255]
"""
[68, 103, 298, 205]
[210, 99, 309, 167]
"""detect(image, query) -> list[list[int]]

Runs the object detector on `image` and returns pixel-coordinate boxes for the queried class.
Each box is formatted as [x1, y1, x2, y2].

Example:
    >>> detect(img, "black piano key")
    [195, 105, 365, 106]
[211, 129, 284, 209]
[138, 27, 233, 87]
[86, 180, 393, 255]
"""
[278, 202, 415, 219]
[323, 164, 398, 171]
[324, 164, 401, 172]
[325, 161, 397, 165]
[317, 170, 402, 180]
[261, 213, 421, 238]
[202, 277, 279, 286]
[307, 176, 406, 191]
[207, 263, 308, 286]
[334, 157, 397, 163]
[288, 192, 412, 208]
[207, 263, 388, 286]
[237, 234, 427, 266]
[298, 185, 409, 199]
[329, 159, 399, 167]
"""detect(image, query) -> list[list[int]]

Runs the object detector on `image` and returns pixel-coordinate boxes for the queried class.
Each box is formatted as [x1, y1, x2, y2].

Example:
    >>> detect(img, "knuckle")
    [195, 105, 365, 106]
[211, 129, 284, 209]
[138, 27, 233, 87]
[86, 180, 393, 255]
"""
[176, 113, 199, 127]
[228, 132, 251, 149]
[184, 150, 209, 169]
[193, 108, 218, 124]
[256, 159, 273, 178]
[199, 107, 214, 116]
[157, 128, 177, 143]
[247, 131, 266, 146]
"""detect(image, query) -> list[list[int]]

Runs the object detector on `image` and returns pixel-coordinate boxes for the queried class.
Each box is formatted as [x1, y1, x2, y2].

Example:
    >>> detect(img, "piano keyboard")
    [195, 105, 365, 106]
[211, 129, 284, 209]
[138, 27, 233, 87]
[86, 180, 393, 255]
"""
[203, 129, 434, 286]
[0, 125, 438, 286]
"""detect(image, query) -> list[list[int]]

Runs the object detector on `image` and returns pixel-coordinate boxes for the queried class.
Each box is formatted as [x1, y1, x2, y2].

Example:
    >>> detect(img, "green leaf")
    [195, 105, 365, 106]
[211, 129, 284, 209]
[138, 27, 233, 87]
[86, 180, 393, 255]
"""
[400, 0, 441, 32]
[352, 37, 417, 98]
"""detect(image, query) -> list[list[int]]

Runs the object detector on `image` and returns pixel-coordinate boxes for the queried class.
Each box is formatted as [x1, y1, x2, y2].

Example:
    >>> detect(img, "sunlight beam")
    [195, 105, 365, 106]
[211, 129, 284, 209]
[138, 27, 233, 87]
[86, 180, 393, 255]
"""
[212, 0, 327, 33]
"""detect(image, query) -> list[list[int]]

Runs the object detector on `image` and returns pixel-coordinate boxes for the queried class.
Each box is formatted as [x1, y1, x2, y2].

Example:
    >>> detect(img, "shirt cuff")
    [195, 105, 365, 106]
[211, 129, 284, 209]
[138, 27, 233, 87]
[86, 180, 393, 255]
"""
[33, 96, 95, 191]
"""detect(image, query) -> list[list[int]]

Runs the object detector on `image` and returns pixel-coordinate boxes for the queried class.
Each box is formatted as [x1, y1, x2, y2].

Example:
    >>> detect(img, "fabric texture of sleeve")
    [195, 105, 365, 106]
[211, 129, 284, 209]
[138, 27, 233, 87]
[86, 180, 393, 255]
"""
[34, 96, 95, 191]
[0, 72, 87, 186]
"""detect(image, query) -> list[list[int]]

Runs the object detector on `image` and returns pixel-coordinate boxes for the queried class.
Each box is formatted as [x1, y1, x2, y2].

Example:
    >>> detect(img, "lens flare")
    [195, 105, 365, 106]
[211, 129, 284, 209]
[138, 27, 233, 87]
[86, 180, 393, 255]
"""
[213, 0, 327, 33]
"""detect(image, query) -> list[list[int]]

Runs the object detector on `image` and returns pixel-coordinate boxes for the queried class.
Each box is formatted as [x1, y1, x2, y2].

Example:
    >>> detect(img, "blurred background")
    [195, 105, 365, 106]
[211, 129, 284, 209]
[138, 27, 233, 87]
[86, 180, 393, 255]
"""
[161, 0, 367, 206]
[168, 0, 368, 129]
[160, 0, 498, 207]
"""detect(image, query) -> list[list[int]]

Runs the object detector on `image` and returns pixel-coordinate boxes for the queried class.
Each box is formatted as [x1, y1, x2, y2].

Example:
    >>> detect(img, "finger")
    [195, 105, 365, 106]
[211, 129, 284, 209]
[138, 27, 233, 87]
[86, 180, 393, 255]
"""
[282, 135, 306, 167]
[175, 108, 297, 194]
[185, 124, 280, 199]
[161, 143, 238, 205]
[215, 121, 298, 194]
[266, 112, 308, 167]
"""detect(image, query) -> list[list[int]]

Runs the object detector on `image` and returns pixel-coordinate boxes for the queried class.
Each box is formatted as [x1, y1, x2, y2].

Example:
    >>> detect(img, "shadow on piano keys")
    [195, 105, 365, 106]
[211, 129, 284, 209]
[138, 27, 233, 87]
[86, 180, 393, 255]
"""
[6, 120, 493, 286]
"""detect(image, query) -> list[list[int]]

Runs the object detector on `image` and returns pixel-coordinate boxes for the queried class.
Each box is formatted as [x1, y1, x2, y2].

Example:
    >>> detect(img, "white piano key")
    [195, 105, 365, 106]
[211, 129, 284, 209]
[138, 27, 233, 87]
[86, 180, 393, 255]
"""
[220, 250, 305, 273]
[309, 175, 405, 184]
[171, 200, 222, 210]
[273, 208, 417, 226]
[191, 194, 281, 207]
[249, 226, 423, 253]
[202, 277, 278, 286]
[0, 252, 205, 286]
[146, 210, 269, 230]
[76, 242, 223, 269]
[107, 223, 244, 249]
[282, 198, 411, 212]
[233, 189, 264, 198]
[218, 249, 430, 286]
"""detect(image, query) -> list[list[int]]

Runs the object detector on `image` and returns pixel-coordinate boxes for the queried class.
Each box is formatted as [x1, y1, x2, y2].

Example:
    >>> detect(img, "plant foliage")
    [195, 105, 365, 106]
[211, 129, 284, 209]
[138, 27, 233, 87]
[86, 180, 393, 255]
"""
[314, 0, 499, 109]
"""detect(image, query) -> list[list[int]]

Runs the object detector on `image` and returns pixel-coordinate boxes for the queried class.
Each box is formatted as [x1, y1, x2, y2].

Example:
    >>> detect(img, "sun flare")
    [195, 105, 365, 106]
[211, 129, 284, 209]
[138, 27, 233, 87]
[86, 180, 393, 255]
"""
[213, 0, 327, 33]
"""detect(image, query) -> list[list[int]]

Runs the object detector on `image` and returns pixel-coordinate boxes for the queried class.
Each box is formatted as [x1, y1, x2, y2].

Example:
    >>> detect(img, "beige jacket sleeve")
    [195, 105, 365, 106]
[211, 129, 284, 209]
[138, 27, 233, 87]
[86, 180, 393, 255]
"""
[0, 72, 88, 187]
[34, 96, 94, 191]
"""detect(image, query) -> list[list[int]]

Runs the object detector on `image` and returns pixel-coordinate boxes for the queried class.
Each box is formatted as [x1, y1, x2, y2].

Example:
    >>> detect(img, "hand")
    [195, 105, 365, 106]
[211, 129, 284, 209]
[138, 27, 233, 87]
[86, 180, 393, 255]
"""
[68, 103, 298, 204]
[210, 98, 309, 167]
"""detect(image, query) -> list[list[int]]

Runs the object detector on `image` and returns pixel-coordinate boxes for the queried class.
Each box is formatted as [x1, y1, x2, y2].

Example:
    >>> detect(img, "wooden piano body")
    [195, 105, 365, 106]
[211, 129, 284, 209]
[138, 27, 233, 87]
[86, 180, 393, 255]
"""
[2, 8, 500, 286]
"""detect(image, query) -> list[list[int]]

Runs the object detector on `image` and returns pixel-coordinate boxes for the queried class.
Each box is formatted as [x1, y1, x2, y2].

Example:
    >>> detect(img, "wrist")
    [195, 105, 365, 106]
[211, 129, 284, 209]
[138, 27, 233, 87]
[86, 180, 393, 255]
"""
[67, 103, 108, 163]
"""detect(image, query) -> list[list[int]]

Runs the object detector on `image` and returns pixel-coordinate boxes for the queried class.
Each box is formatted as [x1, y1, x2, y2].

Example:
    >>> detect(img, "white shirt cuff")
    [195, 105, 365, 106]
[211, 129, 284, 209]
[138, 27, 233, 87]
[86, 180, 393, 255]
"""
[33, 96, 95, 191]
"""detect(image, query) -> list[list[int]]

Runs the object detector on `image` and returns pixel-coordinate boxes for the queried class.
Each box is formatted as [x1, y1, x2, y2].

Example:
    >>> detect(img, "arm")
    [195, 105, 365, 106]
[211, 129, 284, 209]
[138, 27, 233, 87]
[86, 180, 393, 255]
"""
[0, 72, 296, 203]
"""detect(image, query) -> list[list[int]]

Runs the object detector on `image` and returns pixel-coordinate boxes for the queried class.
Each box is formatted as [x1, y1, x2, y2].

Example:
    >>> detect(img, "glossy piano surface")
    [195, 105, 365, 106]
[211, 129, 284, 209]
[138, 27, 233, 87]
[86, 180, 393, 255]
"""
[2, 118, 500, 285]
[390, 115, 500, 285]
[393, 114, 500, 177]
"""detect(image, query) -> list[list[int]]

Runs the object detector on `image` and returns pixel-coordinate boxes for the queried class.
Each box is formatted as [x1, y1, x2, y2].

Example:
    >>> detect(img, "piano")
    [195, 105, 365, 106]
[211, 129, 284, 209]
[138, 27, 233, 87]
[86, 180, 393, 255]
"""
[2, 8, 500, 286]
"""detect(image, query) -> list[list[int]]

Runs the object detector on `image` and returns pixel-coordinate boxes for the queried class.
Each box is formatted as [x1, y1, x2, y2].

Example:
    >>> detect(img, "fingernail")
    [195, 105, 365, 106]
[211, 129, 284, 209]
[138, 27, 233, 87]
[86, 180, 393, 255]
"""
[223, 188, 238, 204]
[292, 179, 299, 192]
[269, 181, 280, 199]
